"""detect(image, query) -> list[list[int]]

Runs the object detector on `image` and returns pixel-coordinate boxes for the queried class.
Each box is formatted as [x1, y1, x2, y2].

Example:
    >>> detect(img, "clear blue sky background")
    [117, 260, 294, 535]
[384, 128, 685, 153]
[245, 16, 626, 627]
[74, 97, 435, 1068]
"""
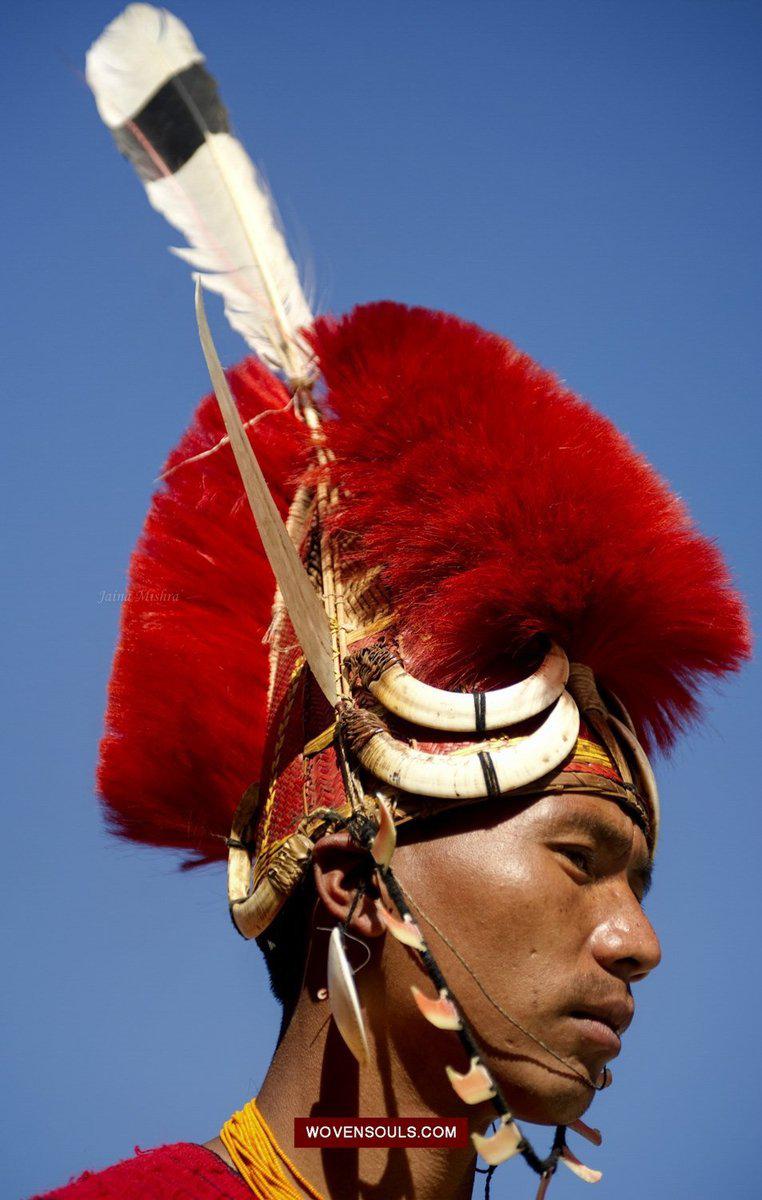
[2, 2, 760, 1197]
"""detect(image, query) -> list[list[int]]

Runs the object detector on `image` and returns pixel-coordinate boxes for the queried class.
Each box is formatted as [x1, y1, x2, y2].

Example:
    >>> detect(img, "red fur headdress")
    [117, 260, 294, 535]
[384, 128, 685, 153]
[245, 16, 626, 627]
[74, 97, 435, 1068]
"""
[98, 302, 750, 867]
[87, 8, 751, 1181]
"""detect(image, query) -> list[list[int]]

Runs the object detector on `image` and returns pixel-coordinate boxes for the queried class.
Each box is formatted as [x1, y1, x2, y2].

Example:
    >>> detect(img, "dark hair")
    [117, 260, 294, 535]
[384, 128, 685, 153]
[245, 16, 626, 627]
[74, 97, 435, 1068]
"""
[256, 873, 317, 1022]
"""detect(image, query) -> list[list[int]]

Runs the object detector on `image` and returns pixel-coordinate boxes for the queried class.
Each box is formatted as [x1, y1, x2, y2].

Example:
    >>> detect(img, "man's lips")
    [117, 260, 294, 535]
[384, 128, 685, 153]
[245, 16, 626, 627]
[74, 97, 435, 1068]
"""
[566, 999, 634, 1056]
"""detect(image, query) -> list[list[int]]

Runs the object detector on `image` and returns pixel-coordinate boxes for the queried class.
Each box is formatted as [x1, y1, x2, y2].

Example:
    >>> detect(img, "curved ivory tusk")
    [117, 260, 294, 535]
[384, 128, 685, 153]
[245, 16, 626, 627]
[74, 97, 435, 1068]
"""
[361, 642, 569, 732]
[227, 829, 314, 940]
[411, 985, 462, 1030]
[229, 875, 287, 940]
[346, 691, 579, 800]
[446, 1057, 497, 1105]
[608, 715, 660, 845]
[370, 796, 397, 867]
[560, 1147, 602, 1183]
[471, 1116, 523, 1166]
[378, 907, 426, 952]
[569, 1119, 603, 1147]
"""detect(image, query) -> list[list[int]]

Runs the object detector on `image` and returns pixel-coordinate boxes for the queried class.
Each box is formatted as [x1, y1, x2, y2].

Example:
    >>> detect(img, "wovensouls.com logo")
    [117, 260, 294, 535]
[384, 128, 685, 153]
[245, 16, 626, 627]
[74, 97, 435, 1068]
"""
[294, 1118, 469, 1148]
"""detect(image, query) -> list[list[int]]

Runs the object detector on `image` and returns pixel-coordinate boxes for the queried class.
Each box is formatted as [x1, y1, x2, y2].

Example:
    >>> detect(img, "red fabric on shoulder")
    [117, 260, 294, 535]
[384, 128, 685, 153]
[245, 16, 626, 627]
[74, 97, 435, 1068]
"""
[30, 1143, 252, 1199]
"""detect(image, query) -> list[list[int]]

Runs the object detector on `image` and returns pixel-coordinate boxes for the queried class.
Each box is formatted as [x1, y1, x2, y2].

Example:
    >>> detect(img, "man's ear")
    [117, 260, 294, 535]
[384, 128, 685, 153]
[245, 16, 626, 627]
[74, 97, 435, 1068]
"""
[311, 831, 386, 938]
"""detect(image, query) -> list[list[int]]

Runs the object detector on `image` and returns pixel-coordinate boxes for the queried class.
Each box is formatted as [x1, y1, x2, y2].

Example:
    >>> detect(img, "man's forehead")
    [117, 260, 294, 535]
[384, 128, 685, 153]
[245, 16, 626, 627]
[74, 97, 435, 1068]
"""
[399, 790, 648, 857]
[524, 792, 650, 854]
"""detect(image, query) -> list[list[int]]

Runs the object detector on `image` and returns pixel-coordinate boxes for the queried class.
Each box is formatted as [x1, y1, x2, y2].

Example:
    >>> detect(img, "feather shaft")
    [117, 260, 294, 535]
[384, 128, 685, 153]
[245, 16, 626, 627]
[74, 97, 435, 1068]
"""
[195, 281, 336, 705]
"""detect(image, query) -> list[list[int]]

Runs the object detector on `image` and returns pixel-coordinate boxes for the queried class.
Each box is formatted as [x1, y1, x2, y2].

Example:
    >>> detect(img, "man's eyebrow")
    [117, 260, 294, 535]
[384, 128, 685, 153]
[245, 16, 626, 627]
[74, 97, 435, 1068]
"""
[547, 808, 634, 855]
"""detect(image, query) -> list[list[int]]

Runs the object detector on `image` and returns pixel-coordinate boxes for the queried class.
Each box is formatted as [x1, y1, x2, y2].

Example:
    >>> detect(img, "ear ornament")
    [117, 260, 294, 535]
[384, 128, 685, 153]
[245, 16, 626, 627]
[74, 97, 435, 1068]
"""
[326, 925, 370, 1066]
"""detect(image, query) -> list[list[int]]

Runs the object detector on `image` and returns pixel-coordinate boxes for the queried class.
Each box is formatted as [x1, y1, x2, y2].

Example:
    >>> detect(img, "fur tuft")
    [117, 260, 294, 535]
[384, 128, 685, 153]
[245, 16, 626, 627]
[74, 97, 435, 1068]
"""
[310, 303, 751, 751]
[97, 358, 306, 865]
[98, 301, 750, 863]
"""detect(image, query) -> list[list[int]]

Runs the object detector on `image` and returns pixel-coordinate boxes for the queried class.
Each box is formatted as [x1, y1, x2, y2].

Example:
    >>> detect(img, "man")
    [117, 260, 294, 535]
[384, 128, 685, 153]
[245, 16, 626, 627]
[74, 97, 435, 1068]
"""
[35, 6, 749, 1198]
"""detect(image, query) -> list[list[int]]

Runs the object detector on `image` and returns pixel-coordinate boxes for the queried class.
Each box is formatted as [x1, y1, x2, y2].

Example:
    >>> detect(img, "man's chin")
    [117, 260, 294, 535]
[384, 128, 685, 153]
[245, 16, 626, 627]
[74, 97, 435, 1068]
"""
[492, 1064, 597, 1127]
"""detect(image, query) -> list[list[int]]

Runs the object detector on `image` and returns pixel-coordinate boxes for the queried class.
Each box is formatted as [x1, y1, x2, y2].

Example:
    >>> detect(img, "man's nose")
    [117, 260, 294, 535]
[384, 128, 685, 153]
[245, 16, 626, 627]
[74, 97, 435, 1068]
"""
[590, 904, 662, 984]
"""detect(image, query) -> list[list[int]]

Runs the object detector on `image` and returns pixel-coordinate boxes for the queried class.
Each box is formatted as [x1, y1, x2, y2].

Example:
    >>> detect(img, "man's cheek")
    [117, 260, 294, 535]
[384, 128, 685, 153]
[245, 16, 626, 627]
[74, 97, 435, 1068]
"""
[491, 873, 583, 989]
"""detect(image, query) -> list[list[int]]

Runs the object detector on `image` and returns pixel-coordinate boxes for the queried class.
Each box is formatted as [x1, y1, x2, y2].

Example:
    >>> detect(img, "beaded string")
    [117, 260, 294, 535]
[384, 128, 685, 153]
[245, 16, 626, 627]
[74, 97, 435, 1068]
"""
[220, 1096, 326, 1200]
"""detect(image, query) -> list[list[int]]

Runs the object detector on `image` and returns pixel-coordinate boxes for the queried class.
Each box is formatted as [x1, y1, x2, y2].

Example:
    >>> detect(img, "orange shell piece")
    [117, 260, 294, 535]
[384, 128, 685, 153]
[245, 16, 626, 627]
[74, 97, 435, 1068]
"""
[569, 1118, 603, 1147]
[560, 1147, 603, 1183]
[378, 906, 426, 951]
[370, 797, 397, 867]
[445, 1057, 496, 1104]
[471, 1116, 522, 1166]
[410, 985, 462, 1030]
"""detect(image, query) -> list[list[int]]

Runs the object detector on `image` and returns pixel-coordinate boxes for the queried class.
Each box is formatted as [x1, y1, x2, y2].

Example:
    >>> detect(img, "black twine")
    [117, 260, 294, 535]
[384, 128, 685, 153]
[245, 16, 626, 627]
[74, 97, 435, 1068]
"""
[477, 751, 500, 798]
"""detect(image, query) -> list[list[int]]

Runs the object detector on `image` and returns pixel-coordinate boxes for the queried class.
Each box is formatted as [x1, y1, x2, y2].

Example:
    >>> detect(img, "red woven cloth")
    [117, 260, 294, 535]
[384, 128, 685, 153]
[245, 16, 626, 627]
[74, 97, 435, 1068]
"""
[30, 1143, 253, 1199]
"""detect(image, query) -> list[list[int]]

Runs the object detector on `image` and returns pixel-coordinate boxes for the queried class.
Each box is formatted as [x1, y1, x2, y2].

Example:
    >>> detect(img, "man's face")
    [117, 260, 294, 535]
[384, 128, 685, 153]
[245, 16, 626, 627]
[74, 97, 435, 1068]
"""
[384, 792, 661, 1126]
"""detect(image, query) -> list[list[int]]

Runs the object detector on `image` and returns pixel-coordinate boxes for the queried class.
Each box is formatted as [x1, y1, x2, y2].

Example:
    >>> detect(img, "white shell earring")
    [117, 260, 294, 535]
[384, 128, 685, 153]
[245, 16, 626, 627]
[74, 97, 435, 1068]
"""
[327, 925, 370, 1066]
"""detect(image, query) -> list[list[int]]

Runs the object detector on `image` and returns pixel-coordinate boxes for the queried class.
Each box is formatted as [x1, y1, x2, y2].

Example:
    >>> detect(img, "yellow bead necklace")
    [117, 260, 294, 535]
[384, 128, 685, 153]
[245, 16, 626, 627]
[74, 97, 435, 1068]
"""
[220, 1096, 326, 1200]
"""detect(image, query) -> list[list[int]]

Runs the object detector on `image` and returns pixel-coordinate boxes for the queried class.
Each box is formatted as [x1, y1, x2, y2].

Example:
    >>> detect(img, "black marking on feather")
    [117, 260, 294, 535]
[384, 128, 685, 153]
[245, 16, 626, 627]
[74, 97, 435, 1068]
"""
[113, 63, 229, 182]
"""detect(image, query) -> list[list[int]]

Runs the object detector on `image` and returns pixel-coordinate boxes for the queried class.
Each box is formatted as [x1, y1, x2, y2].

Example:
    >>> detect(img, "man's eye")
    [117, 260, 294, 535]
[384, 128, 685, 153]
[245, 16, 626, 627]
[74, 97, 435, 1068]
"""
[559, 847, 593, 874]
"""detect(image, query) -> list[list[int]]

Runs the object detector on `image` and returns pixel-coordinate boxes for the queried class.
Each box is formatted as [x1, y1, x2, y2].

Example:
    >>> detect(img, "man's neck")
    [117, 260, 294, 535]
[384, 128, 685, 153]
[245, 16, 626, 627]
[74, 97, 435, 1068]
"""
[246, 991, 479, 1200]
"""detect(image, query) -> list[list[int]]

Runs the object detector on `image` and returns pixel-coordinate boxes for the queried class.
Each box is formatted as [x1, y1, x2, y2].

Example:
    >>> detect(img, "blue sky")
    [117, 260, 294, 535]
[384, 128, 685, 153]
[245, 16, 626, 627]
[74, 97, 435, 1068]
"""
[2, 2, 760, 1197]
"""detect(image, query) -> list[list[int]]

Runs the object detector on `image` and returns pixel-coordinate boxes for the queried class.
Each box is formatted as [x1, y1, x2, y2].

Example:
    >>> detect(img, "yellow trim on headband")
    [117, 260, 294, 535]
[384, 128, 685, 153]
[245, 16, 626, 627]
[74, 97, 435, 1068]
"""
[303, 721, 337, 757]
[570, 736, 615, 770]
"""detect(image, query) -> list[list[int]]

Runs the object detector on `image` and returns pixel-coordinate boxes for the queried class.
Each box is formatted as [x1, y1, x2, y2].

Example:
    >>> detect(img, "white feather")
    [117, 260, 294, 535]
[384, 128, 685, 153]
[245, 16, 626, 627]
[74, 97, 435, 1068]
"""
[86, 4, 315, 382]
[86, 4, 202, 128]
[152, 134, 314, 375]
